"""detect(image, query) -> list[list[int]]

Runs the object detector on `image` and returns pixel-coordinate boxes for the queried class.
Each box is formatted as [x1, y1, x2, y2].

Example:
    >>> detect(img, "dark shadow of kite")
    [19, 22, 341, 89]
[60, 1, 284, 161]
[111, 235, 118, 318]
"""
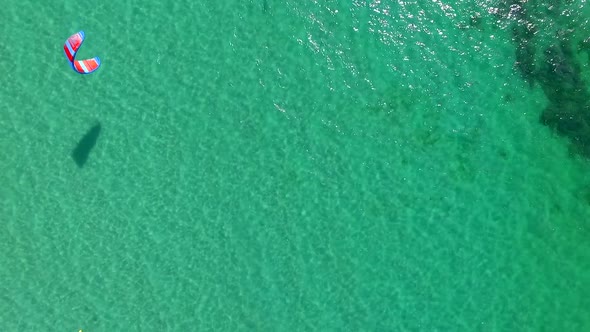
[72, 122, 101, 168]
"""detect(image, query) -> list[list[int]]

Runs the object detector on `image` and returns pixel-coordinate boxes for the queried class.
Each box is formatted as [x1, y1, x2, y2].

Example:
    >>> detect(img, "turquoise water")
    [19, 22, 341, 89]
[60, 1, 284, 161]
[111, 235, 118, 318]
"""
[2, 0, 590, 330]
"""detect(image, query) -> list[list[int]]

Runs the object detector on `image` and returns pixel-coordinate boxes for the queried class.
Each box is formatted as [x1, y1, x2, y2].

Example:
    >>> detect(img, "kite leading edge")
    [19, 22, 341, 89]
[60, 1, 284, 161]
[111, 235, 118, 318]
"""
[63, 31, 101, 74]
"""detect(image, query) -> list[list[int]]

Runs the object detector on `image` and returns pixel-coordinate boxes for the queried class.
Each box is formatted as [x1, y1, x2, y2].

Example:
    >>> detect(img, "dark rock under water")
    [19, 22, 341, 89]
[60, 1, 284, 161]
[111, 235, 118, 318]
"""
[72, 122, 101, 168]
[538, 43, 590, 156]
[504, 1, 590, 157]
[512, 24, 537, 86]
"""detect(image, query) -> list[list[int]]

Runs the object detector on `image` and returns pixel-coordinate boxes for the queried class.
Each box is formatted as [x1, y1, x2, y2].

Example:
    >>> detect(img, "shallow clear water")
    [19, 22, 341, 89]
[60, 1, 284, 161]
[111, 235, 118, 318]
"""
[1, 0, 590, 331]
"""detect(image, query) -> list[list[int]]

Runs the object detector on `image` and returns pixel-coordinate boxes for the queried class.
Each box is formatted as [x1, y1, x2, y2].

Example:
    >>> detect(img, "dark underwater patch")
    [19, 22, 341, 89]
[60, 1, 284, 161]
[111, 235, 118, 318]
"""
[503, 1, 590, 157]
[538, 41, 590, 156]
[512, 24, 537, 86]
[72, 122, 101, 168]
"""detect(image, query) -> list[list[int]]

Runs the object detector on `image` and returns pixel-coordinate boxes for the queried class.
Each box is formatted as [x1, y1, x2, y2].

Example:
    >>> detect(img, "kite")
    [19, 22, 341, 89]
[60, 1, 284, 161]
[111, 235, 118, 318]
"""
[63, 31, 101, 74]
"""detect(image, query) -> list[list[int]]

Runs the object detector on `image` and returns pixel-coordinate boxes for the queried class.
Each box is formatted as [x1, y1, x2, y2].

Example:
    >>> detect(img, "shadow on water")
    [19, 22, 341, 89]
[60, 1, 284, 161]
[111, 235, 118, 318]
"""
[72, 122, 101, 168]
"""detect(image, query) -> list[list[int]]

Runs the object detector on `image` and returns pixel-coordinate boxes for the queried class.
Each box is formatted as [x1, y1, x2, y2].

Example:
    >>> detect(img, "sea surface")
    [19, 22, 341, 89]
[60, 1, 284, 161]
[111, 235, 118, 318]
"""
[1, 0, 590, 331]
